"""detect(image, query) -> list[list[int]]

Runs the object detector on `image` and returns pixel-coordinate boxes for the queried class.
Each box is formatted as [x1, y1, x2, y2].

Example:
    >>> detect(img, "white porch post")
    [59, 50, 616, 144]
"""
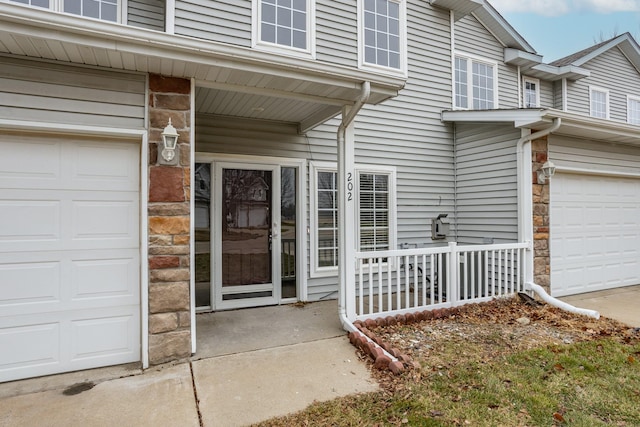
[338, 114, 357, 322]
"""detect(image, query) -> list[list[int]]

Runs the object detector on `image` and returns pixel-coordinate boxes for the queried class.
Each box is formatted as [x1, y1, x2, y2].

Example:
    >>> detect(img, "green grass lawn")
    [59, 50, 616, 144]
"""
[257, 301, 640, 427]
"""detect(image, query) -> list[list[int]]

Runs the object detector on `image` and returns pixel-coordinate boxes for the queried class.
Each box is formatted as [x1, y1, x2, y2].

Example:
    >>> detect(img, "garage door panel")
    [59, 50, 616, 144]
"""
[551, 173, 640, 296]
[0, 199, 61, 248]
[0, 260, 61, 306]
[0, 137, 61, 189]
[72, 199, 138, 243]
[71, 313, 138, 362]
[0, 135, 141, 382]
[72, 254, 139, 301]
[69, 142, 139, 191]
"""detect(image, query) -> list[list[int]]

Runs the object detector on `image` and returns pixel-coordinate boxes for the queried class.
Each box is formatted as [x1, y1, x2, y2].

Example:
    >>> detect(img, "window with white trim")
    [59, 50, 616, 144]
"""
[454, 54, 497, 110]
[523, 77, 540, 108]
[309, 163, 396, 276]
[253, 0, 314, 56]
[10, 0, 120, 21]
[589, 86, 609, 119]
[359, 0, 405, 72]
[627, 95, 640, 125]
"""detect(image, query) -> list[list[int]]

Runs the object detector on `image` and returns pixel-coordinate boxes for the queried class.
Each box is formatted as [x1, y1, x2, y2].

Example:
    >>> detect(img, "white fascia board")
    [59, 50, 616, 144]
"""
[441, 108, 547, 127]
[529, 63, 590, 81]
[504, 48, 543, 68]
[0, 2, 405, 93]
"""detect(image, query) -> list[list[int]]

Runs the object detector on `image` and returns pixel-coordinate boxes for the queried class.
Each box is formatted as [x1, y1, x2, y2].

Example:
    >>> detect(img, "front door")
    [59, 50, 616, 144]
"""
[195, 159, 298, 311]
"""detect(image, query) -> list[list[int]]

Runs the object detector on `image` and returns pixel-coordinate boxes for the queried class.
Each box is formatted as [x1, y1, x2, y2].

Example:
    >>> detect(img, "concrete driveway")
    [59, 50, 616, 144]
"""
[560, 285, 640, 327]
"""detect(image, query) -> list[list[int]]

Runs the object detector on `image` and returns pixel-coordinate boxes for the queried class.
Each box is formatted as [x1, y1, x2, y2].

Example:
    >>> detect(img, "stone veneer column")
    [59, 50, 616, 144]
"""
[531, 136, 551, 292]
[147, 74, 192, 365]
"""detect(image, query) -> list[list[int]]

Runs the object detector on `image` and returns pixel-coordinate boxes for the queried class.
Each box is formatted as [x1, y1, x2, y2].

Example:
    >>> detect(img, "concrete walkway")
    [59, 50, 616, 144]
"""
[0, 301, 379, 427]
[560, 285, 640, 327]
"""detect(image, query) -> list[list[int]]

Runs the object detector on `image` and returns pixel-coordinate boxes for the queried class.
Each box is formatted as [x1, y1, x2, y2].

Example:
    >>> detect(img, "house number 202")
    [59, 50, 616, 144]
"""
[347, 172, 353, 201]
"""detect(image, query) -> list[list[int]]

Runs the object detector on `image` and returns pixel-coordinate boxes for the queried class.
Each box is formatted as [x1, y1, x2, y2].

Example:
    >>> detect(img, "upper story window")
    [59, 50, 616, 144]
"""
[253, 0, 315, 57]
[589, 86, 609, 119]
[523, 77, 540, 108]
[359, 0, 406, 74]
[454, 53, 498, 110]
[627, 95, 640, 125]
[10, 0, 119, 21]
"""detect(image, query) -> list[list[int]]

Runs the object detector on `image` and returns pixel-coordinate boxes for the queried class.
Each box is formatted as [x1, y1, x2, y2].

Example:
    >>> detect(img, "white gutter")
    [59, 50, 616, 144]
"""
[527, 283, 600, 319]
[338, 81, 370, 334]
[516, 118, 561, 285]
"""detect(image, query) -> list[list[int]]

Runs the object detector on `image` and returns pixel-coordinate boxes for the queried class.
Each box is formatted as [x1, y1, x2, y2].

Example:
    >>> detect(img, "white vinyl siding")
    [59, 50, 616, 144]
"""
[549, 135, 640, 176]
[359, 0, 405, 73]
[316, 0, 358, 66]
[627, 95, 640, 125]
[127, 0, 165, 31]
[0, 57, 146, 129]
[454, 53, 497, 110]
[454, 13, 519, 108]
[589, 86, 609, 119]
[454, 123, 520, 244]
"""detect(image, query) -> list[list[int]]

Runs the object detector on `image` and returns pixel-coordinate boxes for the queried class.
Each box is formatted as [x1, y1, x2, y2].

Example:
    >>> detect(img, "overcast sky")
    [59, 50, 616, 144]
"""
[489, 0, 640, 61]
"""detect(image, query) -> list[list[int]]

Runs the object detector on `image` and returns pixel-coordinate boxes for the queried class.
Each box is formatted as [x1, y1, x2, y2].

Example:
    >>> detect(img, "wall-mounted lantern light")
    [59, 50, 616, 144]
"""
[160, 119, 179, 164]
[537, 160, 556, 184]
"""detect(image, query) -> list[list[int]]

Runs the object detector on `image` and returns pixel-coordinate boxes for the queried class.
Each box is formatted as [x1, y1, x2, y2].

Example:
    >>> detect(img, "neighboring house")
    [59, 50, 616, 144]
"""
[0, 0, 638, 383]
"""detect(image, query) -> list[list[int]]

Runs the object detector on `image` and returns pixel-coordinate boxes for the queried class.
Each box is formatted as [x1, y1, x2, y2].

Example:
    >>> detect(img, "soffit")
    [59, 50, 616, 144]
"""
[0, 3, 404, 133]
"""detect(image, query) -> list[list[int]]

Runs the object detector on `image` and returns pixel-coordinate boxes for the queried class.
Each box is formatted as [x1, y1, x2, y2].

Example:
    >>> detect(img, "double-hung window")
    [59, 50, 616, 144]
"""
[627, 95, 640, 125]
[310, 162, 396, 276]
[11, 0, 119, 21]
[454, 54, 498, 110]
[254, 0, 315, 57]
[523, 77, 540, 108]
[589, 86, 609, 119]
[359, 0, 406, 73]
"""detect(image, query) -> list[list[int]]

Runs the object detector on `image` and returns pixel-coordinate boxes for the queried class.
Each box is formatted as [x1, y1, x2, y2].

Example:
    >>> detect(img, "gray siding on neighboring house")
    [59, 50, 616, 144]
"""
[566, 47, 640, 121]
[128, 0, 165, 31]
[0, 57, 146, 128]
[174, 0, 252, 47]
[549, 135, 640, 174]
[454, 123, 519, 244]
[454, 14, 519, 108]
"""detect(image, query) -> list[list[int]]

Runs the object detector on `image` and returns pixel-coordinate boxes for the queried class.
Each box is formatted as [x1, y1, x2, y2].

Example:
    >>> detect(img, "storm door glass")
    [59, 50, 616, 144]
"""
[221, 169, 273, 299]
[194, 163, 212, 308]
[280, 167, 296, 298]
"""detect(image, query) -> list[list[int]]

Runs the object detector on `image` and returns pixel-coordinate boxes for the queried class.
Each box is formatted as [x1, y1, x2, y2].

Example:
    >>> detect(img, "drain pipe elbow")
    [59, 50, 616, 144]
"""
[527, 282, 600, 319]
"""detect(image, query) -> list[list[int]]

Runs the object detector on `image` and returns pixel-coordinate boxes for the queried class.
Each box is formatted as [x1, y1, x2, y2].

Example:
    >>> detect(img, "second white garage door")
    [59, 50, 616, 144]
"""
[0, 133, 141, 382]
[550, 172, 640, 297]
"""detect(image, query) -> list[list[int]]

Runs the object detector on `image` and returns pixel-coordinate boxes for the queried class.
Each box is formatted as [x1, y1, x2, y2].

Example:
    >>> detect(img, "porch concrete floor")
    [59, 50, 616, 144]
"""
[0, 300, 380, 427]
[559, 284, 640, 327]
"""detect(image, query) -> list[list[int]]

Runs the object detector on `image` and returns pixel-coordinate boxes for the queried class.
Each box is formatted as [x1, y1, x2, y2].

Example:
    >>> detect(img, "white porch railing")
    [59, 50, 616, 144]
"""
[354, 242, 530, 321]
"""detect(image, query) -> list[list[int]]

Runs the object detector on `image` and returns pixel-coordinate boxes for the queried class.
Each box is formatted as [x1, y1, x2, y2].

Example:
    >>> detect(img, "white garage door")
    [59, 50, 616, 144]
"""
[550, 173, 640, 297]
[0, 134, 140, 382]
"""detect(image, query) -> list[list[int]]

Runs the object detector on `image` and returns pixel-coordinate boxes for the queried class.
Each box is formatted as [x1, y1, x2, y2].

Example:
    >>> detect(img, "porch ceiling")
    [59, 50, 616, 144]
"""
[0, 2, 404, 133]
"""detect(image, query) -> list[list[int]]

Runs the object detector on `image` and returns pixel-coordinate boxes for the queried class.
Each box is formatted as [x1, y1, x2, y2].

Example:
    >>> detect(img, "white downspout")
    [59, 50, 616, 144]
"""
[338, 81, 370, 333]
[515, 118, 598, 319]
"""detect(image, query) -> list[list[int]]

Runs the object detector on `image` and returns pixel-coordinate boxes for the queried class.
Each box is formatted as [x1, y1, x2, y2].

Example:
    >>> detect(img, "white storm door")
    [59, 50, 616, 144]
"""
[0, 134, 141, 382]
[214, 162, 281, 310]
[550, 173, 640, 297]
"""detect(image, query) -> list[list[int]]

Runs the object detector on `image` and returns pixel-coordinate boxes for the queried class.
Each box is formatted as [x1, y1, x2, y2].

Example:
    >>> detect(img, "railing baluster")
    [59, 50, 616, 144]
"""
[396, 254, 401, 310]
[368, 258, 374, 314]
[421, 254, 427, 307]
[358, 259, 363, 317]
[387, 254, 392, 312]
[430, 254, 435, 305]
[377, 258, 383, 313]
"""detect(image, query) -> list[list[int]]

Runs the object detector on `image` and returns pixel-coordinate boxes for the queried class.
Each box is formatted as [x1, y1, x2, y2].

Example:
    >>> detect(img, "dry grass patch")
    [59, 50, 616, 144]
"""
[257, 297, 640, 427]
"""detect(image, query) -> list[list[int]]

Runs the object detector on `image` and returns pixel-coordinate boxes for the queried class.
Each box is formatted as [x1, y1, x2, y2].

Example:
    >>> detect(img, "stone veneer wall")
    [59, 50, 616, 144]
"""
[531, 136, 550, 291]
[147, 74, 192, 365]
